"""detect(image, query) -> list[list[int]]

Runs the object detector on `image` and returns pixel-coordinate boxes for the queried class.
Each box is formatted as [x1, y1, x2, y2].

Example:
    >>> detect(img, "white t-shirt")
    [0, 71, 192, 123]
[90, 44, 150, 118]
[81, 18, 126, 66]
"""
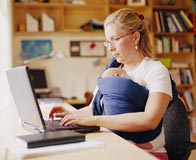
[127, 58, 172, 97]
[127, 58, 172, 152]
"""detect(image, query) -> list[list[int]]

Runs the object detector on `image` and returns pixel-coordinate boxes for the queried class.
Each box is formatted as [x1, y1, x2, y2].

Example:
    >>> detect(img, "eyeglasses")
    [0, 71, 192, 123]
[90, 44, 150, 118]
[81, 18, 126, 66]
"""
[103, 32, 131, 48]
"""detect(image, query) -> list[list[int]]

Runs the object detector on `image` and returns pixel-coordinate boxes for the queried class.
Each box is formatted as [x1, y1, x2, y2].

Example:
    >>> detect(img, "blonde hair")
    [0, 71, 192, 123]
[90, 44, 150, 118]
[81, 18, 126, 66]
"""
[104, 8, 154, 58]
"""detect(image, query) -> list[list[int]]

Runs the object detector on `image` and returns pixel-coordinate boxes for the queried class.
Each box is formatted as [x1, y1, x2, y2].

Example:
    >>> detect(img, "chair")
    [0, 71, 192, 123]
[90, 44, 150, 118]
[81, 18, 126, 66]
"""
[84, 91, 94, 106]
[163, 98, 196, 160]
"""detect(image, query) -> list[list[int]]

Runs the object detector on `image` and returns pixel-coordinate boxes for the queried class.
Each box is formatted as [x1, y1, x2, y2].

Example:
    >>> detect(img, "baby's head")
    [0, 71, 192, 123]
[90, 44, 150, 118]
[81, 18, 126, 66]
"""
[101, 68, 129, 78]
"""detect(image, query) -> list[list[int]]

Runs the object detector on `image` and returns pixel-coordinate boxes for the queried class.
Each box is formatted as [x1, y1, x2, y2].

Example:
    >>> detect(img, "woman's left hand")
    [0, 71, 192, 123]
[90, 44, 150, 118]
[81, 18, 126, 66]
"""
[59, 113, 96, 126]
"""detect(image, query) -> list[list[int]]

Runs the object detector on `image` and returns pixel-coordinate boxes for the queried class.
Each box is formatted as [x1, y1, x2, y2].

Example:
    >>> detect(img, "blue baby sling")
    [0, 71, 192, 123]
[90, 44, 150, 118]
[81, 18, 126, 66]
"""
[92, 58, 178, 144]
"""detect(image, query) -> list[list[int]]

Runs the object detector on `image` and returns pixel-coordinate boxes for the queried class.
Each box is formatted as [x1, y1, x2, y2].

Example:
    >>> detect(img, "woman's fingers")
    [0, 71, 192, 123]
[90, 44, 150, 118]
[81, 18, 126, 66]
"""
[53, 112, 66, 118]
[60, 114, 79, 126]
[60, 115, 74, 126]
[49, 106, 65, 119]
[59, 114, 92, 126]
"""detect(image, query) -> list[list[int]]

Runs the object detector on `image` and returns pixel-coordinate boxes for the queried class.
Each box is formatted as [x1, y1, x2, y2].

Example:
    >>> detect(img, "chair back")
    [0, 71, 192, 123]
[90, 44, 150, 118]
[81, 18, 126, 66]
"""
[163, 98, 190, 160]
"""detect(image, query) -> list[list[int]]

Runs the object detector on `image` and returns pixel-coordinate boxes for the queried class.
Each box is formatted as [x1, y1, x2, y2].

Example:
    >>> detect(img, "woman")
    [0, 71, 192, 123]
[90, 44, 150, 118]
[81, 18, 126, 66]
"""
[49, 8, 178, 159]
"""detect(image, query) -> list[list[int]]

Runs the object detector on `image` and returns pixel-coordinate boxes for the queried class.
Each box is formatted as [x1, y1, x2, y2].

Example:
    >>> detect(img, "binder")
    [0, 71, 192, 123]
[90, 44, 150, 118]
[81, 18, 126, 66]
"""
[15, 130, 85, 148]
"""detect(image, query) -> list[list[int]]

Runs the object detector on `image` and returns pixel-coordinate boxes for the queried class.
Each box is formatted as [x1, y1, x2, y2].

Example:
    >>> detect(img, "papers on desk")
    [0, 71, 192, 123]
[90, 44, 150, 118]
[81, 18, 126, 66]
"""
[7, 139, 104, 158]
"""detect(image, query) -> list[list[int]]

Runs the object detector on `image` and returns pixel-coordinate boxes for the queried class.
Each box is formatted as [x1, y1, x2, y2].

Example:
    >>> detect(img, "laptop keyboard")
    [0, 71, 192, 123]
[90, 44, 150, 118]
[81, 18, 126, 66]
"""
[45, 120, 81, 130]
[45, 120, 100, 133]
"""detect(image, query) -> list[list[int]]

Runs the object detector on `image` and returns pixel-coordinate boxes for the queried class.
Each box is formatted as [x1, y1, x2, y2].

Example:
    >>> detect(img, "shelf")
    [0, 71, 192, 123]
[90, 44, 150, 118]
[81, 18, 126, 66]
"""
[152, 5, 188, 10]
[109, 4, 149, 9]
[14, 3, 62, 8]
[151, 0, 188, 8]
[63, 4, 105, 9]
[14, 31, 64, 36]
[14, 30, 104, 36]
[157, 52, 194, 56]
[154, 32, 194, 36]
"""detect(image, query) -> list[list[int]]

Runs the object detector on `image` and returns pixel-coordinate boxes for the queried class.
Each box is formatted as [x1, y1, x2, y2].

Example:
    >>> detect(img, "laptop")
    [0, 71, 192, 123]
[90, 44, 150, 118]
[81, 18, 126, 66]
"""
[6, 66, 100, 134]
[28, 68, 51, 94]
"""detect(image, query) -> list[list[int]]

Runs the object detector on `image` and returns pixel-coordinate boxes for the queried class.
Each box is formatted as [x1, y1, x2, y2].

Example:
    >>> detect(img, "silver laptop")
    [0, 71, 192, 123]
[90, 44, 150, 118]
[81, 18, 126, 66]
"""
[6, 66, 100, 134]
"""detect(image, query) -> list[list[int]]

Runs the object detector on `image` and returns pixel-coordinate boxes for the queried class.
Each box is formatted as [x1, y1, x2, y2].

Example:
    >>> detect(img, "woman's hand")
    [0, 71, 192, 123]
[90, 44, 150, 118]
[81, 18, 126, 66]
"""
[59, 113, 97, 127]
[49, 106, 71, 119]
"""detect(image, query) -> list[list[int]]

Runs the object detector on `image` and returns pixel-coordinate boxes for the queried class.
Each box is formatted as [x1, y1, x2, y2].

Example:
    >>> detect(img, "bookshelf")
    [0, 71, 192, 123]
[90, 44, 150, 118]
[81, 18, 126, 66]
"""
[12, 0, 196, 139]
[12, 0, 108, 34]
[151, 0, 196, 140]
[151, 0, 196, 113]
[13, 1, 63, 33]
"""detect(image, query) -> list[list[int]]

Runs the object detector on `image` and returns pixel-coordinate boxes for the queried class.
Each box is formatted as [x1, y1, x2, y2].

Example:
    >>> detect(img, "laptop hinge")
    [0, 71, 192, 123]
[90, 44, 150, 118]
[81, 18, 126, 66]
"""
[22, 121, 44, 133]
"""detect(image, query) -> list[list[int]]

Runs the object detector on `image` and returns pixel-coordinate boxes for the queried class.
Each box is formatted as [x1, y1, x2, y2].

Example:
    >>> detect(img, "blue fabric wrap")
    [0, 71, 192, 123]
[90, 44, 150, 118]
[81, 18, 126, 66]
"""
[92, 58, 179, 144]
[98, 77, 149, 114]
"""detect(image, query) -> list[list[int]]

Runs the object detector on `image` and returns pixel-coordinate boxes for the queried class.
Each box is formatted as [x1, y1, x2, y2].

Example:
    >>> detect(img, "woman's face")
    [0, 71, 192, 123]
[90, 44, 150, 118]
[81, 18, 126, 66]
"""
[104, 22, 138, 64]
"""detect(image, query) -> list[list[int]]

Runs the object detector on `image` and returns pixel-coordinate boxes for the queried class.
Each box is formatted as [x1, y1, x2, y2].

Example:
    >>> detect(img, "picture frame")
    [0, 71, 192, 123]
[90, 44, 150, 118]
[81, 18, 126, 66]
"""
[21, 39, 52, 61]
[70, 41, 106, 57]
[127, 0, 146, 6]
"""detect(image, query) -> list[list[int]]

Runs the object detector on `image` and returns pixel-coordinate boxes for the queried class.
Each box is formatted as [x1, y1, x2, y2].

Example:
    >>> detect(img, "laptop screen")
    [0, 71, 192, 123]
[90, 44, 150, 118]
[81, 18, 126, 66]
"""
[28, 69, 50, 94]
[6, 66, 45, 132]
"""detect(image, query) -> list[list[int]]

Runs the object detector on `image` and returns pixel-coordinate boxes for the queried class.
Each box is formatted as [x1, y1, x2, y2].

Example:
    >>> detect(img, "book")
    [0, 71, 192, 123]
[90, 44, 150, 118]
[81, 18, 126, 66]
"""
[171, 12, 183, 32]
[179, 10, 193, 30]
[184, 91, 195, 111]
[171, 61, 189, 68]
[162, 36, 170, 53]
[26, 13, 39, 32]
[186, 69, 194, 84]
[42, 13, 55, 32]
[159, 11, 165, 32]
[178, 92, 189, 111]
[169, 13, 179, 32]
[155, 37, 163, 53]
[171, 37, 179, 52]
[169, 68, 181, 85]
[180, 68, 189, 84]
[174, 12, 188, 32]
[15, 130, 85, 148]
[162, 11, 170, 32]
[159, 58, 171, 68]
[167, 15, 178, 33]
[154, 11, 161, 32]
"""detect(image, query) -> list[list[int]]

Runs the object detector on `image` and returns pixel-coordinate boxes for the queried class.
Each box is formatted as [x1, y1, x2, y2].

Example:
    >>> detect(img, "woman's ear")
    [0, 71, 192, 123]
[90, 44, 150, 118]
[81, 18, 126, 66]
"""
[133, 31, 140, 44]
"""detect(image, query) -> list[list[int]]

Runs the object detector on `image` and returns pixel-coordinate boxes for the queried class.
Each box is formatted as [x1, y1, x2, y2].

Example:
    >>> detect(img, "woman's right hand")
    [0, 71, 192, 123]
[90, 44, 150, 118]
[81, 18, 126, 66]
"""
[49, 106, 71, 119]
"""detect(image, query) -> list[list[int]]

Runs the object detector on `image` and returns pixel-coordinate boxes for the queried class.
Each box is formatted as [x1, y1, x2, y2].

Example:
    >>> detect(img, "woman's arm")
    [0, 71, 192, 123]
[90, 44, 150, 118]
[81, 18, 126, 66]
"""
[49, 89, 96, 119]
[49, 104, 92, 119]
[93, 92, 170, 132]
[74, 105, 92, 115]
[60, 92, 171, 132]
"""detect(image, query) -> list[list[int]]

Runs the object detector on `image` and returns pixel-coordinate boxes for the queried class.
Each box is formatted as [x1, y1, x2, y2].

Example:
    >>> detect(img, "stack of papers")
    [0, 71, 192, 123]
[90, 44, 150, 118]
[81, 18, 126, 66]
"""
[7, 139, 104, 158]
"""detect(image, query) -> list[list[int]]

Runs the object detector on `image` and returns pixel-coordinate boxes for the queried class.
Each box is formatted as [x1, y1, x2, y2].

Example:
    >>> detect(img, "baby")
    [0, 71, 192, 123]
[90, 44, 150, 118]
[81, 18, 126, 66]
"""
[101, 68, 146, 87]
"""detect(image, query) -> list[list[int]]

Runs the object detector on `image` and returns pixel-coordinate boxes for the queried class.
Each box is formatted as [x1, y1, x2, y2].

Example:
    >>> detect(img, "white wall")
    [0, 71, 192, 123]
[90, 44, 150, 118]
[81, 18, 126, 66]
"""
[13, 34, 110, 99]
[0, 0, 13, 110]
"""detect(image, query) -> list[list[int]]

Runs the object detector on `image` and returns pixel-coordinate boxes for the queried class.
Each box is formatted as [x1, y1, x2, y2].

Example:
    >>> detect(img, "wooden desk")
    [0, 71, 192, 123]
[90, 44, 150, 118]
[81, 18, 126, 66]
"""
[0, 103, 158, 160]
[65, 99, 86, 105]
